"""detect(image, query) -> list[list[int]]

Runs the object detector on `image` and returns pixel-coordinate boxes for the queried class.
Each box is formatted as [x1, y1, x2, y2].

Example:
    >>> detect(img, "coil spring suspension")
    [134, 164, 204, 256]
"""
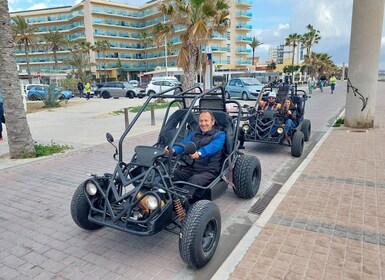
[174, 198, 185, 221]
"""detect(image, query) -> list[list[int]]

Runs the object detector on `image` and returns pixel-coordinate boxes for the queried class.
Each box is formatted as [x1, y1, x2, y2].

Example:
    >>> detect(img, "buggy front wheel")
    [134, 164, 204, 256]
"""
[291, 131, 304, 157]
[301, 119, 311, 141]
[70, 182, 103, 230]
[233, 155, 261, 199]
[179, 200, 221, 269]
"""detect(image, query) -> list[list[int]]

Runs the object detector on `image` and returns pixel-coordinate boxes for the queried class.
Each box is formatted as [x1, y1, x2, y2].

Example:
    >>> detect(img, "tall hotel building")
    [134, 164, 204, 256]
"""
[10, 0, 253, 80]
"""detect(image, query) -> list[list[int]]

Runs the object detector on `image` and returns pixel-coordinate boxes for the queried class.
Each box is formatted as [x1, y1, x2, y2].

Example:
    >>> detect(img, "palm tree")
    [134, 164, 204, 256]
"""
[0, 1, 35, 158]
[79, 41, 93, 74]
[154, 0, 230, 91]
[285, 33, 302, 66]
[139, 31, 152, 72]
[92, 40, 110, 82]
[249, 37, 263, 66]
[42, 30, 66, 69]
[301, 24, 321, 59]
[63, 52, 90, 82]
[266, 61, 276, 72]
[12, 15, 38, 84]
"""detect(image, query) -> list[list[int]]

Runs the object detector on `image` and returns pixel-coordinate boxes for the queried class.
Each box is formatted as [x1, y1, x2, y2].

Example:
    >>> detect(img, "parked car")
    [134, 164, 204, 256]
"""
[25, 83, 44, 95]
[146, 79, 182, 95]
[224, 77, 265, 100]
[150, 76, 179, 83]
[128, 80, 139, 87]
[93, 83, 105, 98]
[27, 85, 74, 101]
[99, 82, 143, 99]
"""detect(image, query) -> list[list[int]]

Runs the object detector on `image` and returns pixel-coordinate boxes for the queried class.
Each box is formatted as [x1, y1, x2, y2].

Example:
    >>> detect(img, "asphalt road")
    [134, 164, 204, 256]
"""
[0, 82, 347, 279]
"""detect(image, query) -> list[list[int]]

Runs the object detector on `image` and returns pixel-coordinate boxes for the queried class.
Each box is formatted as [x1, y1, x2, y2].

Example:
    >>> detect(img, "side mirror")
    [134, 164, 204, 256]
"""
[106, 132, 114, 143]
[184, 142, 197, 154]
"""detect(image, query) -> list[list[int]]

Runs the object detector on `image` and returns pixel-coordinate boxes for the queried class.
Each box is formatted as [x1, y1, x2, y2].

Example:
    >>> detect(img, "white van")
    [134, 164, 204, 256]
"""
[150, 76, 179, 83]
[146, 78, 182, 95]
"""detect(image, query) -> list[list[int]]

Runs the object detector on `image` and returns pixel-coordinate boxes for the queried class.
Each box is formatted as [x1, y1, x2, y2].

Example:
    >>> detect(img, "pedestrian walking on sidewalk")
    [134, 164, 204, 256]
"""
[319, 74, 327, 92]
[85, 82, 91, 100]
[330, 74, 337, 94]
[307, 76, 314, 95]
[77, 81, 84, 98]
[0, 88, 5, 141]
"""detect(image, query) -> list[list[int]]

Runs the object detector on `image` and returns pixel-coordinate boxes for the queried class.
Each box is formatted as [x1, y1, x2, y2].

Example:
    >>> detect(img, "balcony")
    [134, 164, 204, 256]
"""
[235, 11, 252, 19]
[236, 48, 252, 54]
[236, 0, 252, 7]
[236, 36, 252, 43]
[211, 46, 229, 53]
[235, 23, 252, 31]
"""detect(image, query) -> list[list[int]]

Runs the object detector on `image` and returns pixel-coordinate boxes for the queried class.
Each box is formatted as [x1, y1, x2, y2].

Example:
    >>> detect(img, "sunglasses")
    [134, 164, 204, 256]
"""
[268, 96, 276, 99]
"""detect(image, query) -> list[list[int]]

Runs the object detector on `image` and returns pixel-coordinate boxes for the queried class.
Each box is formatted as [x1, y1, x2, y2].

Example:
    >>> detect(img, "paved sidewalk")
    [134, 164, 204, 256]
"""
[214, 87, 385, 279]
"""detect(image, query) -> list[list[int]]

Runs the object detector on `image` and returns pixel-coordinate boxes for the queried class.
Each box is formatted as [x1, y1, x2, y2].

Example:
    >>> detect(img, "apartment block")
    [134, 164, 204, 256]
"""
[10, 0, 253, 80]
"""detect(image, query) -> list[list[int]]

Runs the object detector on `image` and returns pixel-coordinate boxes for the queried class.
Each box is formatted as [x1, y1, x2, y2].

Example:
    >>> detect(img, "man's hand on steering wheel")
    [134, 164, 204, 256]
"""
[189, 151, 200, 160]
[164, 146, 175, 156]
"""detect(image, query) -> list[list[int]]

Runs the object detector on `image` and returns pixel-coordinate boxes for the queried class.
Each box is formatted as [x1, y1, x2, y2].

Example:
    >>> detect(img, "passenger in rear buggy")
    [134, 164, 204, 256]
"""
[165, 110, 225, 197]
[283, 98, 298, 138]
[258, 91, 282, 110]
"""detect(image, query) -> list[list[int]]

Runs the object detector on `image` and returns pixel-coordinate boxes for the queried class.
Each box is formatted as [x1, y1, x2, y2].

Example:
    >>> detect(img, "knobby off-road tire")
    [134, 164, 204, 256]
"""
[70, 182, 103, 230]
[179, 200, 221, 268]
[301, 119, 311, 142]
[233, 155, 261, 199]
[291, 131, 304, 157]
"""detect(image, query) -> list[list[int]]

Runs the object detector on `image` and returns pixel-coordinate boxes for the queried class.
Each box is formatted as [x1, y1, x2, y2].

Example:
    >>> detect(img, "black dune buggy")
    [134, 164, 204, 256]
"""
[70, 85, 262, 268]
[239, 84, 311, 157]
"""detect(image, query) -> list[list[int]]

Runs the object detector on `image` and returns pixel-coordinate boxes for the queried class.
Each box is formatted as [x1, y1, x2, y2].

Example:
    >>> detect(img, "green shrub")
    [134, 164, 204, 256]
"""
[42, 84, 61, 108]
[17, 141, 72, 159]
[333, 117, 344, 127]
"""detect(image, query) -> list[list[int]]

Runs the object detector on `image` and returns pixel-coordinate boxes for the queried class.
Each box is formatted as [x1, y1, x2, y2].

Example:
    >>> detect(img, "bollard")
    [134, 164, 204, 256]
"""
[151, 104, 155, 126]
[124, 108, 129, 128]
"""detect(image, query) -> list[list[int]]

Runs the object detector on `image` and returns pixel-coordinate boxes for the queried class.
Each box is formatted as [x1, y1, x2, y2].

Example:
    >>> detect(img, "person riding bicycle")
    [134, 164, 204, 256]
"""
[165, 110, 225, 197]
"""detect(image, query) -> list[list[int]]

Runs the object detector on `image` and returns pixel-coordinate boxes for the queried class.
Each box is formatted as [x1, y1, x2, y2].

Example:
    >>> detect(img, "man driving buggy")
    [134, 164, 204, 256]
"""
[165, 110, 225, 197]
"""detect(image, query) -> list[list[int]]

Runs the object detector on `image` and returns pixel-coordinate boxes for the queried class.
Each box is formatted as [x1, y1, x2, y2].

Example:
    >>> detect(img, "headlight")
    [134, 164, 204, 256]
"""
[242, 124, 250, 132]
[277, 127, 284, 134]
[85, 181, 97, 196]
[145, 195, 159, 210]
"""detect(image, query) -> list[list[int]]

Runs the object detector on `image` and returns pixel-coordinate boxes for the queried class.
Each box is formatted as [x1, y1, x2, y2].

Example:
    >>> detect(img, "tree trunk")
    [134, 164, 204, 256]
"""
[25, 43, 32, 84]
[0, 1, 35, 158]
[252, 49, 255, 66]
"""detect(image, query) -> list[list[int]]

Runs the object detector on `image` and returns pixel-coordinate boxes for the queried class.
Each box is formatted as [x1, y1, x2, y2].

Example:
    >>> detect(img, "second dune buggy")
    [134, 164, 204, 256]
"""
[239, 84, 311, 157]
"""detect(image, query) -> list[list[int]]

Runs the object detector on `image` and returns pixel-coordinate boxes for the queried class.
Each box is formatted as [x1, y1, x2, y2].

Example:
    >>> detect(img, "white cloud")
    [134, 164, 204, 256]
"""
[29, 3, 48, 10]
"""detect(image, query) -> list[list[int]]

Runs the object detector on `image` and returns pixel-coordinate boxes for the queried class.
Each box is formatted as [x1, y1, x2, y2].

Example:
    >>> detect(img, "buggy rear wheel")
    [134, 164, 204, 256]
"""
[179, 200, 221, 269]
[291, 131, 304, 157]
[70, 182, 103, 230]
[233, 155, 261, 199]
[301, 119, 311, 141]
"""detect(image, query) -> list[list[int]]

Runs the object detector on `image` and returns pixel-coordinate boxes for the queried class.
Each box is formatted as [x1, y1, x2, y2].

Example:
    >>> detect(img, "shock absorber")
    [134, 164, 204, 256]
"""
[173, 198, 185, 221]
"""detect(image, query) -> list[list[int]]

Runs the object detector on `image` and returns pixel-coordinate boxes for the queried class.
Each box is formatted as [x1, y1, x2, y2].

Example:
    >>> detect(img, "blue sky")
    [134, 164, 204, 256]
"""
[8, 0, 385, 69]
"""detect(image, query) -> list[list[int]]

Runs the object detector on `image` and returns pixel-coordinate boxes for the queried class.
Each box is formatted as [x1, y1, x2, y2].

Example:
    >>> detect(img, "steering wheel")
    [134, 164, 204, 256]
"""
[169, 142, 197, 170]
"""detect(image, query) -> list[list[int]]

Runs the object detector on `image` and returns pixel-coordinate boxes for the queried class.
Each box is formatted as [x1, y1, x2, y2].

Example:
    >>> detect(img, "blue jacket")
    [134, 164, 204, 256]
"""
[173, 129, 225, 158]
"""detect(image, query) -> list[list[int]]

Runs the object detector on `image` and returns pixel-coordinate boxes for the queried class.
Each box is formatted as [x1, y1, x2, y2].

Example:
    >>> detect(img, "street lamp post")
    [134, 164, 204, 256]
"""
[164, 15, 168, 77]
[158, 0, 168, 76]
